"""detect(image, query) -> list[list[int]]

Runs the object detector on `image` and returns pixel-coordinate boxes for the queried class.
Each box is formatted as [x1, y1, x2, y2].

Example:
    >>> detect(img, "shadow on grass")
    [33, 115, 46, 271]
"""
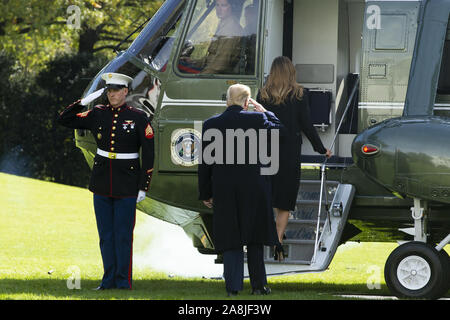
[0, 277, 398, 300]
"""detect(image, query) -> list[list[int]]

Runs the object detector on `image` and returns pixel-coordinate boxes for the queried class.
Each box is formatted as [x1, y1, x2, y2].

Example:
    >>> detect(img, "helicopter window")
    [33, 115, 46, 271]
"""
[177, 0, 259, 76]
[128, 0, 187, 72]
[434, 16, 450, 114]
[437, 19, 450, 95]
[374, 15, 407, 51]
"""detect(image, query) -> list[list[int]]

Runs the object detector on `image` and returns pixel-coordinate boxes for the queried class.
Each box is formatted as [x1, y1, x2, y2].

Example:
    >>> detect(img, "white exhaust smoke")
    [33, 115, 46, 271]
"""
[133, 213, 223, 278]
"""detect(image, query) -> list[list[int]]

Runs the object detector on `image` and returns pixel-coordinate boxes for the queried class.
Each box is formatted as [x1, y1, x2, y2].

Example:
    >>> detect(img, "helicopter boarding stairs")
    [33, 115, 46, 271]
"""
[258, 174, 355, 276]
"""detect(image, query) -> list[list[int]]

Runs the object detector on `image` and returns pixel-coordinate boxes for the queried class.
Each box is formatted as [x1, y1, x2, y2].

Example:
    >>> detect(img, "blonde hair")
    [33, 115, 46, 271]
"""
[226, 84, 251, 106]
[259, 56, 304, 105]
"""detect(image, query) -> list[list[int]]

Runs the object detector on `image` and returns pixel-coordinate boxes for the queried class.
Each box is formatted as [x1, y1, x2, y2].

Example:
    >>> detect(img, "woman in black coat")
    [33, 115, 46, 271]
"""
[257, 56, 332, 260]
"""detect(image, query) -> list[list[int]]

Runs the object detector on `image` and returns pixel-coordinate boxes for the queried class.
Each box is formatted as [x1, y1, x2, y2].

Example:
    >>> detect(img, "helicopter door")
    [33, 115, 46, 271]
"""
[157, 0, 262, 173]
[359, 1, 420, 131]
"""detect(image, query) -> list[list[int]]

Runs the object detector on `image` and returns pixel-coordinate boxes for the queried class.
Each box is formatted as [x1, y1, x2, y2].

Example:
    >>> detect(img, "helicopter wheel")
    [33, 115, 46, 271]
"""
[384, 241, 449, 299]
[438, 248, 450, 293]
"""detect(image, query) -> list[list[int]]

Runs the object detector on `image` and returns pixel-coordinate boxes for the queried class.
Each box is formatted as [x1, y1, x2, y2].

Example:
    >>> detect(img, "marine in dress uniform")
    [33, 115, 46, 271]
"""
[198, 84, 283, 296]
[57, 73, 155, 290]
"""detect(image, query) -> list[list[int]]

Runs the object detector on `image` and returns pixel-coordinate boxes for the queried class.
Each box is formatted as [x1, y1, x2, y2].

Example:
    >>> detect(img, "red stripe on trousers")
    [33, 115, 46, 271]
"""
[128, 208, 137, 289]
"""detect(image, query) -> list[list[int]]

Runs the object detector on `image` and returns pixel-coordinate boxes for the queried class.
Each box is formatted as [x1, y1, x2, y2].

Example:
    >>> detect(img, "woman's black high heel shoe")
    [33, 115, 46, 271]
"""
[274, 243, 285, 261]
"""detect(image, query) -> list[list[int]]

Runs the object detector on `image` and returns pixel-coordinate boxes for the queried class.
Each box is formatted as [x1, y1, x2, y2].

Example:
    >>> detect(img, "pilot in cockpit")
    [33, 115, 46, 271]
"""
[178, 0, 245, 75]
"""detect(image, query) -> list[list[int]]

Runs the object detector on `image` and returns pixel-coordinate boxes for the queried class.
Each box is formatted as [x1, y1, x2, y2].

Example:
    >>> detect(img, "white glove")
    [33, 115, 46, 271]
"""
[80, 88, 105, 106]
[137, 190, 146, 203]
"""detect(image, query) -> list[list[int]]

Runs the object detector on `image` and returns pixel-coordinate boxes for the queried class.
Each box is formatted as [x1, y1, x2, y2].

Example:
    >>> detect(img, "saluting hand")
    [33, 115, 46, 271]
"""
[80, 88, 105, 106]
[248, 98, 266, 113]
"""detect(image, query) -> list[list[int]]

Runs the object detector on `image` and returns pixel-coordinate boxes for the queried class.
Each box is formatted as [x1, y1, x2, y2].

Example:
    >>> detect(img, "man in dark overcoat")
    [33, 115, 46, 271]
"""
[198, 84, 283, 296]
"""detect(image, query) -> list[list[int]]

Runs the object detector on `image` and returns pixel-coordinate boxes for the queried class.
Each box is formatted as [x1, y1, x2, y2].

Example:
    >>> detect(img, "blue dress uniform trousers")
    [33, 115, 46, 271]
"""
[223, 244, 267, 293]
[93, 194, 136, 289]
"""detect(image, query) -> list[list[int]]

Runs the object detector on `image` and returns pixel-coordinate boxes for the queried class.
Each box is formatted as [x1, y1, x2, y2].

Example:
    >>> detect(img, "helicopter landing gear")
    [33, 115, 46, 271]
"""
[385, 198, 450, 299]
[384, 241, 449, 299]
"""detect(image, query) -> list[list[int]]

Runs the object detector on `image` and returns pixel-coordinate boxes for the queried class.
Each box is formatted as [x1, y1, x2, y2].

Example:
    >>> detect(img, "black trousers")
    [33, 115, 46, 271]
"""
[223, 244, 267, 292]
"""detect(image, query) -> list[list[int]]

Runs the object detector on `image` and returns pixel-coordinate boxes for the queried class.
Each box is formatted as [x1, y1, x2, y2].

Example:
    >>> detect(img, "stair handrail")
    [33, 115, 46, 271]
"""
[327, 76, 360, 161]
[311, 163, 327, 264]
[311, 76, 360, 264]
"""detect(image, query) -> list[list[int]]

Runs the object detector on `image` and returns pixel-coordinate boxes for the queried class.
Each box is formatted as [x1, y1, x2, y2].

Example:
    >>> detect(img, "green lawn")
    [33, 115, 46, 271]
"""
[0, 172, 447, 300]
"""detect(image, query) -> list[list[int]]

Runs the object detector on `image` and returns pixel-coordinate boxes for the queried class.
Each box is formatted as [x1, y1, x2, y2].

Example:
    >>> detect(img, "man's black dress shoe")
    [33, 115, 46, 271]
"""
[251, 287, 271, 295]
[227, 291, 238, 297]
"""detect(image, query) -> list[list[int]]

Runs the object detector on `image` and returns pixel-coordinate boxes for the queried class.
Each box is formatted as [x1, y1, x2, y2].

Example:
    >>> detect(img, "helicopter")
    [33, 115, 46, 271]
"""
[73, 0, 450, 299]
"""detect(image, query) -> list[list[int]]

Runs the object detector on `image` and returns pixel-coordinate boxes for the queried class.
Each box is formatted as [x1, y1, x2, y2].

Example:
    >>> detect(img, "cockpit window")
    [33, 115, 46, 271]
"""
[437, 18, 450, 95]
[435, 15, 450, 115]
[128, 0, 187, 72]
[177, 0, 259, 76]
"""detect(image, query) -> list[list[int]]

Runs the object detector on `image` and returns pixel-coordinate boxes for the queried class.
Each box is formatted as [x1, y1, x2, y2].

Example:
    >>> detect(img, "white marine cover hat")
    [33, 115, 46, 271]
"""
[101, 72, 133, 88]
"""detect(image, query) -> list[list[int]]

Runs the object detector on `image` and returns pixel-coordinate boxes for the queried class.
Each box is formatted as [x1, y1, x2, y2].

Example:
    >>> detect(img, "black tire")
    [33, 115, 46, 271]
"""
[384, 242, 448, 299]
[438, 248, 450, 296]
[439, 247, 450, 267]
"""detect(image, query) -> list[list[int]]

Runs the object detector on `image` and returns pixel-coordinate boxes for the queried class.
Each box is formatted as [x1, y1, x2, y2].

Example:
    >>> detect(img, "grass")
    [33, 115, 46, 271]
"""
[0, 172, 448, 300]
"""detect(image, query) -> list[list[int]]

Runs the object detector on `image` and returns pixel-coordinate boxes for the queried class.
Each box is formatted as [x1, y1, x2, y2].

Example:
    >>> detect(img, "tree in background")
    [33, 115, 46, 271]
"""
[0, 52, 32, 177]
[0, 0, 163, 73]
[0, 0, 163, 187]
[0, 52, 108, 187]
